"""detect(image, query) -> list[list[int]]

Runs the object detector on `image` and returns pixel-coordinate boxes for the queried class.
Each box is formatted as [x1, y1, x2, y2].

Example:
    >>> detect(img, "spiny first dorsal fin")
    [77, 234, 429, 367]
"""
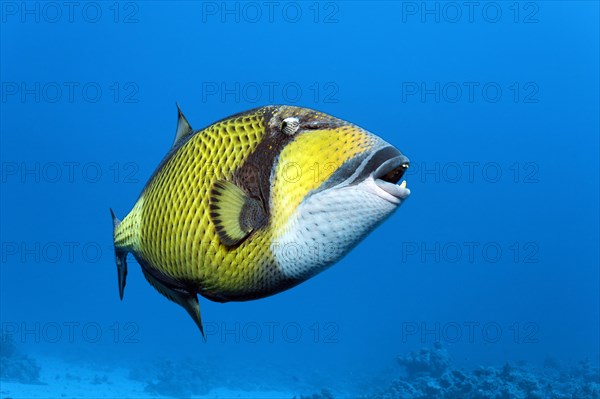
[209, 180, 266, 247]
[173, 102, 193, 147]
[110, 208, 121, 229]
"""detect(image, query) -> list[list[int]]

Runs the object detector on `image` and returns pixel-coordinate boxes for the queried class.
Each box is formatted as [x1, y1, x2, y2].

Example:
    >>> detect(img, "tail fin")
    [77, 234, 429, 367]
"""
[110, 208, 128, 300]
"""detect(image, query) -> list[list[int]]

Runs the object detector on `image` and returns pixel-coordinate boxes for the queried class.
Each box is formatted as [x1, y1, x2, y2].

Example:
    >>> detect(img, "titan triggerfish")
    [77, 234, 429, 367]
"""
[110, 105, 410, 337]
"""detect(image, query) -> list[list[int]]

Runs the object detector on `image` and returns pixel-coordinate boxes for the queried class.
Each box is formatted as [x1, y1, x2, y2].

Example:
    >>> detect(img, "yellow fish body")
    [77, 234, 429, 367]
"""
[111, 105, 410, 336]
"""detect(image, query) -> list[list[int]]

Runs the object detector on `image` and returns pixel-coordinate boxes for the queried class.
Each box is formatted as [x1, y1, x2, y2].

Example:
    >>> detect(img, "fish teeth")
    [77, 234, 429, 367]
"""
[399, 180, 407, 188]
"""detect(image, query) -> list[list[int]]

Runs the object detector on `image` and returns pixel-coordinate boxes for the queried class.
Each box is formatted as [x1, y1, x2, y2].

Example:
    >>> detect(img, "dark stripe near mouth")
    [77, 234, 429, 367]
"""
[315, 145, 409, 194]
[351, 146, 406, 185]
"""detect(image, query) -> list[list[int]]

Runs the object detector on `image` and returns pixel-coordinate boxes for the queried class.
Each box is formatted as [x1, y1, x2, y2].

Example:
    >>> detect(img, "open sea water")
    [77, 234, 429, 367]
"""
[1, 1, 598, 398]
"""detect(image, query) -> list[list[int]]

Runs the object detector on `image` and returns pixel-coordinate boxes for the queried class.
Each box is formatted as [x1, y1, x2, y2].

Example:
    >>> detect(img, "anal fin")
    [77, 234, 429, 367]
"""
[138, 260, 205, 339]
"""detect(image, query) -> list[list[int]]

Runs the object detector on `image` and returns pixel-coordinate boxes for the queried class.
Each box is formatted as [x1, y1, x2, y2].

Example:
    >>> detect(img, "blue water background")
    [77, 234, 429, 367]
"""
[1, 1, 598, 394]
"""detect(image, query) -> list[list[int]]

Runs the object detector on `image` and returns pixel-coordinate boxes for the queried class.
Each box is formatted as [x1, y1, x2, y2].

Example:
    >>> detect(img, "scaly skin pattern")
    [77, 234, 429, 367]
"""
[114, 106, 378, 302]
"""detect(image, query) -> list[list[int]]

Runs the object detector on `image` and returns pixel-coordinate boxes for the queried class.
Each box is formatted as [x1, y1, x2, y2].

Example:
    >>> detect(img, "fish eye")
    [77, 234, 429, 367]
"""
[280, 117, 300, 136]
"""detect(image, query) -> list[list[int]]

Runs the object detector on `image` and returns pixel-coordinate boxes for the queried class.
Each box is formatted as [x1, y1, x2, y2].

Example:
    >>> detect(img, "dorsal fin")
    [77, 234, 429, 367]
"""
[209, 180, 266, 247]
[173, 102, 193, 147]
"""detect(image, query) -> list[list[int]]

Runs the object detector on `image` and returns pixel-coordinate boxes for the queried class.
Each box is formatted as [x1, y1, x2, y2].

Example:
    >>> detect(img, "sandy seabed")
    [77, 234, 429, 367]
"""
[0, 356, 298, 399]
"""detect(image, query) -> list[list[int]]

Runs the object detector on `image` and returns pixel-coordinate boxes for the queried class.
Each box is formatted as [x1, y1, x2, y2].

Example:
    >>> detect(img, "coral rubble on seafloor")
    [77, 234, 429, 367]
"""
[294, 388, 335, 399]
[397, 341, 452, 379]
[128, 358, 215, 398]
[0, 332, 42, 385]
[373, 343, 600, 399]
[296, 343, 600, 399]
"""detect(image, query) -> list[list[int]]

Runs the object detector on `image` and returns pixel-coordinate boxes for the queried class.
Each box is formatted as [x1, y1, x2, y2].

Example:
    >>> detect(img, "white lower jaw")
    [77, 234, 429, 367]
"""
[272, 179, 401, 280]
[372, 177, 410, 204]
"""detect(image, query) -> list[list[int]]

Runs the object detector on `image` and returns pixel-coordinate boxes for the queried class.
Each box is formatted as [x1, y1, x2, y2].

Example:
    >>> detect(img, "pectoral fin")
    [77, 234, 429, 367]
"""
[209, 180, 266, 247]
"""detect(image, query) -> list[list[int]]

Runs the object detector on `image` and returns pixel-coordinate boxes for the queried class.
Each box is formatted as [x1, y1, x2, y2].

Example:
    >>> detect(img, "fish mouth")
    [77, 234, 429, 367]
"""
[371, 152, 410, 204]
